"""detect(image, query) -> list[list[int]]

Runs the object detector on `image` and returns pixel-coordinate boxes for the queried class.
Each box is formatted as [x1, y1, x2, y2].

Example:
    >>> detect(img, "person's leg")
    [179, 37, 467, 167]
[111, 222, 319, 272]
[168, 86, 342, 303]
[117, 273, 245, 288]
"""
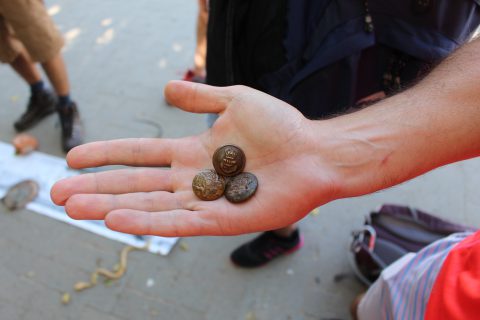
[41, 52, 69, 96]
[10, 48, 42, 85]
[193, 0, 208, 77]
[5, 42, 57, 132]
[183, 0, 208, 82]
[40, 52, 83, 152]
[273, 224, 297, 237]
[4, 0, 84, 152]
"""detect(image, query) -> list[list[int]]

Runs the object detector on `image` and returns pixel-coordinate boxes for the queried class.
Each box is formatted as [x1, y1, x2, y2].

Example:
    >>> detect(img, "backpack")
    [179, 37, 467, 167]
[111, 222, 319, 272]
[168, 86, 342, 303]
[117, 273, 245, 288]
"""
[349, 204, 476, 286]
[207, 0, 480, 119]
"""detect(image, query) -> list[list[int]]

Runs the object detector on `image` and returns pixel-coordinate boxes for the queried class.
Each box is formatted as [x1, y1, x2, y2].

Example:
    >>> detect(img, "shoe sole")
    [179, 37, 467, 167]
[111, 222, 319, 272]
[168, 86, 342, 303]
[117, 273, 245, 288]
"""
[230, 234, 305, 268]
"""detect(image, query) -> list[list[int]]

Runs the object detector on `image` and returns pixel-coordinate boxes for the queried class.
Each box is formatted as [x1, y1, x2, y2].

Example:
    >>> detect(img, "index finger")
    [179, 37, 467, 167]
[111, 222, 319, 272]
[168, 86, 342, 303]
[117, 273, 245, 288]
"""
[66, 138, 181, 169]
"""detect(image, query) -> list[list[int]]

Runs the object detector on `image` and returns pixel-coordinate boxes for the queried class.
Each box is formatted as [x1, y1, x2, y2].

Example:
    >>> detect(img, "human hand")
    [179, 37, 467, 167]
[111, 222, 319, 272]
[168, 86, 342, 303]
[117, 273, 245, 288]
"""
[51, 81, 338, 236]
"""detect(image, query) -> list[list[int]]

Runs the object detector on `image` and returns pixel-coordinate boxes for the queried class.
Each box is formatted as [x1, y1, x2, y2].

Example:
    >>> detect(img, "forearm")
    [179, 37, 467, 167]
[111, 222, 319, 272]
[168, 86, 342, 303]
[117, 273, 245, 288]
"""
[311, 38, 480, 199]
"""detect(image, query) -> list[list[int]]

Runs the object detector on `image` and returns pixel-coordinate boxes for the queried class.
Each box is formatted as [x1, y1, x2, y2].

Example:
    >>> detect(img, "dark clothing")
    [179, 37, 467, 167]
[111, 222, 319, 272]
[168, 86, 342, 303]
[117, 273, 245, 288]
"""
[206, 0, 287, 88]
[206, 0, 480, 119]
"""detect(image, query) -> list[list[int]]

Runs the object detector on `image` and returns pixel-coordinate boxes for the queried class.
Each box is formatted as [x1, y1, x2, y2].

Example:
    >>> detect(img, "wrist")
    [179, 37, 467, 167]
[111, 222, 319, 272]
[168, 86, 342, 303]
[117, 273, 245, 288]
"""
[305, 102, 401, 201]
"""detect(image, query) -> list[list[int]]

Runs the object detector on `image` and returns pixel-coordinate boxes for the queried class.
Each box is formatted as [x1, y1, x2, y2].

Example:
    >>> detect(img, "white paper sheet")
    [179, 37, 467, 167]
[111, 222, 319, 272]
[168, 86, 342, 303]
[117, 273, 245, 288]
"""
[0, 142, 178, 255]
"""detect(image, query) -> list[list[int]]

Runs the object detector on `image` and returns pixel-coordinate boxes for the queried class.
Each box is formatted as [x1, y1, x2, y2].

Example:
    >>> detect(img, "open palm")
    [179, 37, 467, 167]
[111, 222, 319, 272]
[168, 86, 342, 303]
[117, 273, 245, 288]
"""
[51, 81, 336, 237]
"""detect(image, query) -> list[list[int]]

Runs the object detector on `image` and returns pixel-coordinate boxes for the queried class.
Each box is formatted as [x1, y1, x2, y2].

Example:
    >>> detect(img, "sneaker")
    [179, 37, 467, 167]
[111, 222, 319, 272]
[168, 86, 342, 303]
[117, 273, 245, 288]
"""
[182, 69, 206, 83]
[14, 90, 57, 131]
[57, 102, 84, 152]
[230, 229, 304, 268]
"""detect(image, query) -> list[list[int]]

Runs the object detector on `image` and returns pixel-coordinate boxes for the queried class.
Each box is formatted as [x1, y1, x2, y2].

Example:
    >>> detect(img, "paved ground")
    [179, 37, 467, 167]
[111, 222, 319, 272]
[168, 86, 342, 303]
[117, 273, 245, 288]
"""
[1, 1, 479, 319]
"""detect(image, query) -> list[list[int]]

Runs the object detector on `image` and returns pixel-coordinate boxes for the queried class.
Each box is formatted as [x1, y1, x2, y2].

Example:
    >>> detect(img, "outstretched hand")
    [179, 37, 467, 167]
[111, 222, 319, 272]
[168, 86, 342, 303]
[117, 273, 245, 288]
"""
[51, 81, 336, 237]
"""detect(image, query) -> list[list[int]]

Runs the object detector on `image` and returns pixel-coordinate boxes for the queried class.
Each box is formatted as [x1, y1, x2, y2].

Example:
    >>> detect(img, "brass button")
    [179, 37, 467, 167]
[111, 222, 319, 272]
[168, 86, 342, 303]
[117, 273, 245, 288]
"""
[212, 145, 246, 177]
[192, 169, 226, 201]
[225, 172, 258, 203]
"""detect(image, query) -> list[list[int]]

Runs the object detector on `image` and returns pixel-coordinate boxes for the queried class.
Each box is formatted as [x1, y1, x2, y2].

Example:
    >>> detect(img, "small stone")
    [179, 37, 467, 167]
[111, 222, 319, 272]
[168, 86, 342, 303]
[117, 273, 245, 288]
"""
[225, 172, 258, 203]
[12, 133, 38, 155]
[146, 278, 155, 288]
[192, 170, 226, 201]
[2, 180, 39, 211]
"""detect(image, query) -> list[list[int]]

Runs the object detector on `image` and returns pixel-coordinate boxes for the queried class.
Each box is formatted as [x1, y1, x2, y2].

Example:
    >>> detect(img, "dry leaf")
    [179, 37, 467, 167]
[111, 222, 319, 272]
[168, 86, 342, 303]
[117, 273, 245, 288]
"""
[74, 282, 92, 292]
[61, 292, 71, 305]
[245, 311, 256, 320]
[179, 242, 189, 251]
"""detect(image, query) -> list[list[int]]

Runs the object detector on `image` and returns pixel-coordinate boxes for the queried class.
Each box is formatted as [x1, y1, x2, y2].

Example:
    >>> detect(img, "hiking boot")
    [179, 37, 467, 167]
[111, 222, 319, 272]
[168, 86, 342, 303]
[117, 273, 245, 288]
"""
[14, 90, 57, 131]
[57, 102, 84, 152]
[230, 229, 304, 268]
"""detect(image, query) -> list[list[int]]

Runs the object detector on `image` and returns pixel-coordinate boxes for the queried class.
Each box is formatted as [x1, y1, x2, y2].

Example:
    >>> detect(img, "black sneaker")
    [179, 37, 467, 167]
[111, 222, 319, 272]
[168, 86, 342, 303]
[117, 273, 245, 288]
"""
[14, 90, 57, 131]
[57, 102, 84, 152]
[230, 229, 304, 268]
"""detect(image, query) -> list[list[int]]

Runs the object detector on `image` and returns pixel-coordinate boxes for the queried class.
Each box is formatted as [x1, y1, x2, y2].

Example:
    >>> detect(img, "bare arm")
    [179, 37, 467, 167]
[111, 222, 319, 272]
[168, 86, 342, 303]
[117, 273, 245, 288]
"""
[316, 38, 480, 199]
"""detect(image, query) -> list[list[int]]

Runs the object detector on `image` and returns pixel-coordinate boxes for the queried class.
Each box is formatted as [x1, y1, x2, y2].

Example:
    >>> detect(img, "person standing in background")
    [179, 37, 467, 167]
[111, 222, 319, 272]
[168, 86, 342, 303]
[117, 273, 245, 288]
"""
[182, 0, 208, 83]
[205, 0, 480, 268]
[0, 0, 84, 152]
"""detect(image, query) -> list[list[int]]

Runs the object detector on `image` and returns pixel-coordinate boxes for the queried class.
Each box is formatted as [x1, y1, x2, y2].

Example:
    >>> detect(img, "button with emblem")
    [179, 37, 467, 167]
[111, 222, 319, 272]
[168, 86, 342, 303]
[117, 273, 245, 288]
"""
[212, 145, 246, 177]
[192, 169, 226, 201]
[225, 172, 258, 203]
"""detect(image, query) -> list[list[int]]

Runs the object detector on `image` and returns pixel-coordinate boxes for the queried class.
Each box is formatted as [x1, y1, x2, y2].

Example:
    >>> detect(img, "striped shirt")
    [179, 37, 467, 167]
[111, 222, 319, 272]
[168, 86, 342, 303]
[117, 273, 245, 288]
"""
[358, 232, 472, 320]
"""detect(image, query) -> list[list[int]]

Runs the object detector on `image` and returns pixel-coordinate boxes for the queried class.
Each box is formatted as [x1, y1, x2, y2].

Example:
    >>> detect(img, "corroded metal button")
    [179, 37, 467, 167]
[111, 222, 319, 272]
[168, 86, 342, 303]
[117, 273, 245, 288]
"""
[212, 145, 246, 177]
[225, 172, 258, 203]
[192, 170, 226, 201]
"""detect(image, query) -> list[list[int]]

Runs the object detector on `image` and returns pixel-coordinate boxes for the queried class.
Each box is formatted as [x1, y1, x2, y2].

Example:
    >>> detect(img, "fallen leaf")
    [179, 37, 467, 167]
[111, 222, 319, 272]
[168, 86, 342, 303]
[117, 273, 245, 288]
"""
[104, 278, 114, 287]
[74, 281, 92, 292]
[112, 263, 121, 272]
[179, 242, 189, 251]
[245, 311, 256, 320]
[61, 292, 71, 305]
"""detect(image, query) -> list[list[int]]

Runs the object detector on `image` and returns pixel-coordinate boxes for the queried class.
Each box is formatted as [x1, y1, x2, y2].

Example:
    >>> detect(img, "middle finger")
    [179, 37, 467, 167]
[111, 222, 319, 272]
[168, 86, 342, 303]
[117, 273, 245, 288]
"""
[51, 168, 174, 205]
[65, 190, 194, 220]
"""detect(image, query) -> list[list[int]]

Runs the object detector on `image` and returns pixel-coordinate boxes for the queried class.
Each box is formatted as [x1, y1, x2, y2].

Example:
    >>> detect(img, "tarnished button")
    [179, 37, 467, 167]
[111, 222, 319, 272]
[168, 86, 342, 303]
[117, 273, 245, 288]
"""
[225, 172, 258, 203]
[212, 145, 246, 177]
[192, 169, 226, 201]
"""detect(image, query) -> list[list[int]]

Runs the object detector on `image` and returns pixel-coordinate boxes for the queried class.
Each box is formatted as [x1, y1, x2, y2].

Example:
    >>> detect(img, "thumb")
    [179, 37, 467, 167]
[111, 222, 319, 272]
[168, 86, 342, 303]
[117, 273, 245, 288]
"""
[164, 80, 234, 114]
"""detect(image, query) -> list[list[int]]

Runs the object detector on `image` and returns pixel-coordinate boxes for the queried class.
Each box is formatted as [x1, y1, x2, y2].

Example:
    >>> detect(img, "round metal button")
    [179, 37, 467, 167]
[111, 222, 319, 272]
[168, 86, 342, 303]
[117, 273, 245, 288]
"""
[212, 145, 246, 177]
[192, 169, 226, 201]
[224, 172, 258, 203]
